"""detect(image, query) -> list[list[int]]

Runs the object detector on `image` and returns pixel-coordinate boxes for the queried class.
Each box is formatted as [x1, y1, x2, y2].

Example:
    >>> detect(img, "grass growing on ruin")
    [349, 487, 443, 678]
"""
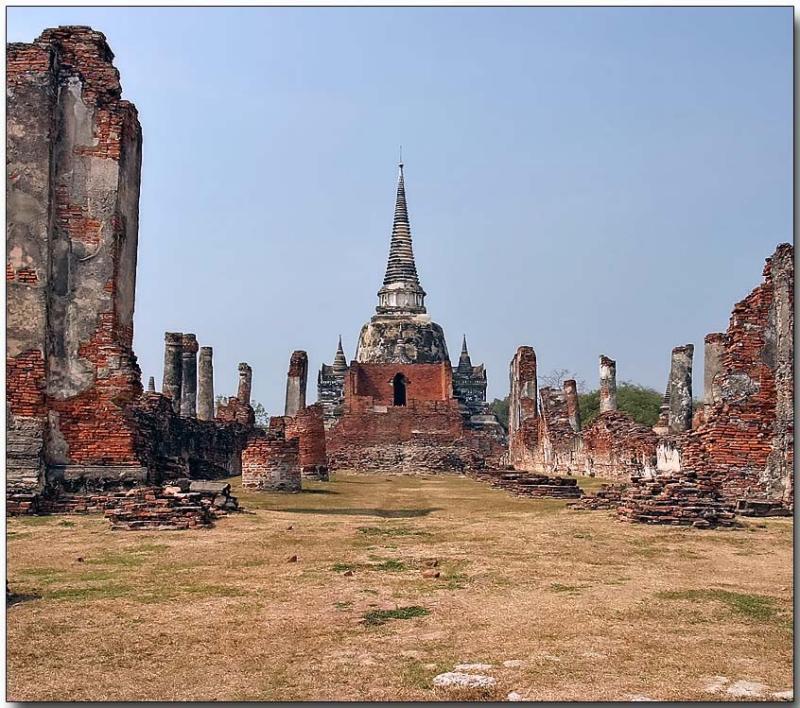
[6, 472, 794, 702]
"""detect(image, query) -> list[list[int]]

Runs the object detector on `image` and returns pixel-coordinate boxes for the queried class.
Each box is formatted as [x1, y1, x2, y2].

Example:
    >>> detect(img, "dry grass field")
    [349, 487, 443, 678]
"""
[6, 473, 793, 701]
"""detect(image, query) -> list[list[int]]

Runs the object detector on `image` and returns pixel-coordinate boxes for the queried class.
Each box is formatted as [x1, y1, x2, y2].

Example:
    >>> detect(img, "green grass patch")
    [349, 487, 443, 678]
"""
[356, 526, 431, 538]
[86, 544, 168, 568]
[332, 558, 409, 573]
[549, 583, 587, 594]
[362, 605, 430, 626]
[331, 563, 358, 573]
[655, 589, 780, 622]
[44, 584, 132, 602]
[373, 559, 406, 572]
[401, 659, 453, 689]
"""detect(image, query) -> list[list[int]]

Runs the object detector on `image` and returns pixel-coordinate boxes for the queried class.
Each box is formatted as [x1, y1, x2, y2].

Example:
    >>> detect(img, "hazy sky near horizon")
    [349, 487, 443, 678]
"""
[8, 7, 793, 412]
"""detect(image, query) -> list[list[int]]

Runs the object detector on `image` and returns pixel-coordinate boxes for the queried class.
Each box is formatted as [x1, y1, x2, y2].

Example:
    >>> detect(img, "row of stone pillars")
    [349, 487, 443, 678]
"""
[158, 332, 252, 420]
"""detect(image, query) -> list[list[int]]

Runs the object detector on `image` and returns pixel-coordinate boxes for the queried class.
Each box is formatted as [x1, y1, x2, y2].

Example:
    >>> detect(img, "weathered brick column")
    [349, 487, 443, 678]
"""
[7, 27, 146, 491]
[667, 344, 694, 433]
[599, 355, 618, 413]
[180, 333, 198, 418]
[147, 376, 155, 392]
[162, 332, 183, 413]
[563, 379, 581, 432]
[508, 346, 539, 469]
[197, 346, 214, 421]
[703, 333, 726, 405]
[284, 350, 308, 417]
[237, 363, 252, 406]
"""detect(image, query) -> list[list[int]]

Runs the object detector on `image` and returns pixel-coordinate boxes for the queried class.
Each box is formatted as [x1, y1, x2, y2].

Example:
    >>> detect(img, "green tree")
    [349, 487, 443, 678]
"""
[489, 397, 509, 431]
[580, 382, 663, 428]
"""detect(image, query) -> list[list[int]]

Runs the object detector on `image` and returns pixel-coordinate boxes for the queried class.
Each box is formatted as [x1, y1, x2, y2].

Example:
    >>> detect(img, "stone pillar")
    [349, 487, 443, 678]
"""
[563, 379, 581, 432]
[237, 363, 252, 406]
[667, 344, 694, 434]
[285, 350, 309, 417]
[599, 355, 617, 413]
[162, 332, 183, 414]
[508, 346, 538, 469]
[197, 346, 214, 421]
[704, 333, 726, 405]
[180, 333, 198, 418]
[147, 376, 155, 392]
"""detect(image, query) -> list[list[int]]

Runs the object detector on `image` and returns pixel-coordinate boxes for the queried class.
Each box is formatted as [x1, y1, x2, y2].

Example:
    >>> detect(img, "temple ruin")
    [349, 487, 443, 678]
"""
[5, 27, 296, 515]
[507, 244, 794, 521]
[5, 25, 794, 527]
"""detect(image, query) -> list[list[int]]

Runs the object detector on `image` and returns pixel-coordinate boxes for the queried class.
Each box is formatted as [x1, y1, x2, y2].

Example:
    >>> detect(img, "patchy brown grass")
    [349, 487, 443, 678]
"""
[6, 472, 793, 701]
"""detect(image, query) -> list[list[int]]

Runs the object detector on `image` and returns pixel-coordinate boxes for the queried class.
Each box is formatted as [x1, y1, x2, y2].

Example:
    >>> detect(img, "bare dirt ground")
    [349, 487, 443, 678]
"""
[6, 473, 793, 701]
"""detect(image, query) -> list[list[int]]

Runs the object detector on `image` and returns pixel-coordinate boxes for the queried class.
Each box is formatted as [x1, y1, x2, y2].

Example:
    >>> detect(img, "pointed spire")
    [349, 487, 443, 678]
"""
[382, 161, 421, 287]
[458, 334, 473, 371]
[333, 335, 348, 374]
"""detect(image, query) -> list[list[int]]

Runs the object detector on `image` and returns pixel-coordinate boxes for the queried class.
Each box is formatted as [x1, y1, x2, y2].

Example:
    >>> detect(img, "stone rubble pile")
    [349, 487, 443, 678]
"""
[733, 498, 792, 517]
[7, 480, 239, 531]
[106, 481, 238, 530]
[617, 470, 736, 528]
[568, 483, 628, 510]
[472, 469, 583, 499]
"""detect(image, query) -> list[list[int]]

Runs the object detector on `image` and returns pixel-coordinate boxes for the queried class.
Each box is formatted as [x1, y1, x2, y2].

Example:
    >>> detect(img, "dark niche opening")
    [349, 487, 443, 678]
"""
[392, 373, 407, 406]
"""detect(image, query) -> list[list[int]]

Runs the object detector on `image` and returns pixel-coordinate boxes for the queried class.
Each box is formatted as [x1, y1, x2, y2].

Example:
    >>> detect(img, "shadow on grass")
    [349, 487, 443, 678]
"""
[299, 488, 339, 495]
[7, 592, 41, 607]
[285, 507, 443, 518]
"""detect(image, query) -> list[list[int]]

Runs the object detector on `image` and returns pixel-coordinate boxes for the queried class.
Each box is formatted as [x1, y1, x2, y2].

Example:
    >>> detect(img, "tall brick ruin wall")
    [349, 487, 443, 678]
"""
[579, 411, 658, 481]
[507, 347, 540, 471]
[6, 27, 263, 503]
[7, 28, 145, 493]
[677, 244, 793, 503]
[283, 403, 328, 478]
[538, 387, 581, 475]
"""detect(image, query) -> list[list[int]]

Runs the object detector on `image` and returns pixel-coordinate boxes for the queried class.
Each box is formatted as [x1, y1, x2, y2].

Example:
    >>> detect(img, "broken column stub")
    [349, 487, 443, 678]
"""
[162, 332, 183, 414]
[237, 363, 252, 406]
[147, 376, 155, 392]
[180, 333, 198, 418]
[197, 346, 214, 421]
[285, 350, 309, 417]
[667, 344, 694, 434]
[599, 355, 618, 413]
[563, 379, 581, 432]
[704, 333, 726, 406]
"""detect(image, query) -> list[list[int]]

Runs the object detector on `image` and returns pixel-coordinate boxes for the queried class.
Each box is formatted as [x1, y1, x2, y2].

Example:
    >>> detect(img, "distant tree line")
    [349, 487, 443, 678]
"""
[488, 369, 664, 431]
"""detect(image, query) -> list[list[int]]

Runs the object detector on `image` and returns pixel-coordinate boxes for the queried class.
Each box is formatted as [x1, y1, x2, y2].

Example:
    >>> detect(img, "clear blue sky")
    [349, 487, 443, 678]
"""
[8, 7, 793, 412]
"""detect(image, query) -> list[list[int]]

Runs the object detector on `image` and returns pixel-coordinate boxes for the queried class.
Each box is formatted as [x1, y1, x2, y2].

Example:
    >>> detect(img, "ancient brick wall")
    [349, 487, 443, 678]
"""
[538, 387, 581, 475]
[283, 403, 328, 479]
[7, 27, 144, 491]
[242, 428, 301, 492]
[508, 346, 540, 471]
[347, 362, 452, 404]
[216, 396, 256, 427]
[677, 244, 793, 503]
[579, 411, 658, 481]
[7, 41, 58, 493]
[130, 393, 250, 485]
[326, 394, 502, 472]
